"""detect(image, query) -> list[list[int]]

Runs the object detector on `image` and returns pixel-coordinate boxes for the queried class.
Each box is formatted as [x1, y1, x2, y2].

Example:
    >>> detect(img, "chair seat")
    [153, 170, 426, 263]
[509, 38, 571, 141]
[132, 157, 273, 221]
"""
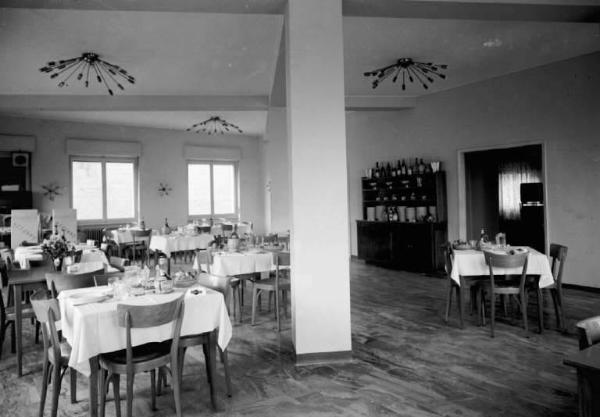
[100, 341, 171, 365]
[179, 333, 210, 348]
[254, 278, 290, 290]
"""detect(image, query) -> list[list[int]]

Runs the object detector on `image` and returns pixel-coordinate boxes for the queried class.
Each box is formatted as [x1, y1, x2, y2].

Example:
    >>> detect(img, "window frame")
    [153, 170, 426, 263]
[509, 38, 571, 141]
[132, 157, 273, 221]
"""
[70, 156, 139, 225]
[187, 160, 239, 219]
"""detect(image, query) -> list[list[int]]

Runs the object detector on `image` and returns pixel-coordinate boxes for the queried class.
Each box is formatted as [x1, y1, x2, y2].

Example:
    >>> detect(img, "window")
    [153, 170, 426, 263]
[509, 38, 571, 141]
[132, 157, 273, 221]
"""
[188, 162, 237, 216]
[71, 158, 137, 223]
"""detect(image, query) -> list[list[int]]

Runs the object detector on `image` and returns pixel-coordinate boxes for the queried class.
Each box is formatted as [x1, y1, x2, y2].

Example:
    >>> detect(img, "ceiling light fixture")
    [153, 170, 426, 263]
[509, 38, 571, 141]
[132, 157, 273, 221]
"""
[39, 52, 135, 95]
[364, 58, 447, 91]
[186, 116, 243, 135]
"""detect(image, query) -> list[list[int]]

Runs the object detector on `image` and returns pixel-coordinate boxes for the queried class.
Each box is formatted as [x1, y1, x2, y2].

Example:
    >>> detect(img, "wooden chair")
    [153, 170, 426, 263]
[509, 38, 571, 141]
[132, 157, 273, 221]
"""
[576, 316, 600, 350]
[0, 265, 40, 359]
[546, 243, 568, 331]
[94, 271, 124, 287]
[175, 273, 235, 405]
[109, 256, 130, 272]
[45, 269, 102, 296]
[251, 251, 290, 331]
[480, 250, 542, 337]
[443, 243, 481, 328]
[31, 289, 78, 417]
[100, 228, 119, 258]
[195, 249, 240, 321]
[122, 229, 152, 265]
[99, 295, 185, 417]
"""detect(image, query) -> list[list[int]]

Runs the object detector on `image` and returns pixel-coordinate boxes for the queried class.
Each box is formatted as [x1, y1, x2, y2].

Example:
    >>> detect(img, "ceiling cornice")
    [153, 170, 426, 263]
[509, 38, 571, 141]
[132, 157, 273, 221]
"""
[1, 0, 598, 22]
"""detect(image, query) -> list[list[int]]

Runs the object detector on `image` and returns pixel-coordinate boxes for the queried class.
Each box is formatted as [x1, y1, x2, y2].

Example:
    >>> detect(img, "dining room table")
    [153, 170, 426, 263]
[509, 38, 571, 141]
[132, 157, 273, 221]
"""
[57, 278, 233, 417]
[450, 245, 555, 328]
[149, 232, 214, 273]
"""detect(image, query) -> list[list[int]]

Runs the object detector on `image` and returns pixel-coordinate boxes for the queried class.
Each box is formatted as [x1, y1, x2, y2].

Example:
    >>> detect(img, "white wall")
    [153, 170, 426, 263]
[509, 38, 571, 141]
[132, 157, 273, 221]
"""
[346, 52, 600, 287]
[261, 107, 290, 234]
[0, 115, 265, 233]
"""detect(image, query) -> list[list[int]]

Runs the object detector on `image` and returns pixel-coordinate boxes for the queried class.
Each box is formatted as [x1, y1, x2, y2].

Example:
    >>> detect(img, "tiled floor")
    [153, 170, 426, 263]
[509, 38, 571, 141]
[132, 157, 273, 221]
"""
[0, 260, 592, 416]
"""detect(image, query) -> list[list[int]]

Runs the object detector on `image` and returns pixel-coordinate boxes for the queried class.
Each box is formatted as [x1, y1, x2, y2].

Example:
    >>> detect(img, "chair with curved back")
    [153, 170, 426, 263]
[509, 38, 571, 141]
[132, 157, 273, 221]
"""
[251, 251, 290, 331]
[45, 269, 102, 297]
[576, 316, 600, 350]
[99, 295, 185, 417]
[93, 271, 124, 287]
[480, 250, 542, 337]
[546, 243, 568, 331]
[31, 289, 78, 417]
[443, 242, 481, 328]
[174, 273, 235, 405]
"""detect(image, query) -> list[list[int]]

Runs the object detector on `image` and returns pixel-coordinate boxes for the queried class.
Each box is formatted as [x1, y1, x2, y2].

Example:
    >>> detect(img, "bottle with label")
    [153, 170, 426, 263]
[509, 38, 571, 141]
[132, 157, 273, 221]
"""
[391, 207, 399, 222]
[374, 162, 380, 179]
[407, 160, 413, 176]
[478, 228, 489, 250]
[418, 158, 426, 174]
[401, 160, 407, 176]
[161, 218, 171, 235]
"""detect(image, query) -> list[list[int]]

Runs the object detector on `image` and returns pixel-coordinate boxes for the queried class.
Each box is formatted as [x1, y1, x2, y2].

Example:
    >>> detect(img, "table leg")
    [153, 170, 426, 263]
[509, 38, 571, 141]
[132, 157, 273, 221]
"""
[14, 284, 22, 377]
[206, 331, 217, 409]
[88, 356, 99, 417]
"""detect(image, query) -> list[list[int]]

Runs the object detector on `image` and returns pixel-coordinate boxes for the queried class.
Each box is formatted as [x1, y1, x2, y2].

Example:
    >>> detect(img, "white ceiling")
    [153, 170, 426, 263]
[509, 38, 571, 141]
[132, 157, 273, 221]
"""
[0, 3, 599, 135]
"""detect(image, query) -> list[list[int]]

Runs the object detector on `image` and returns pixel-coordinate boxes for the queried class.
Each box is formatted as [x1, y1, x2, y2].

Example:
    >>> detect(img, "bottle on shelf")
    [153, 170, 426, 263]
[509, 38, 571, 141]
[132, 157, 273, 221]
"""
[407, 161, 413, 176]
[391, 161, 397, 177]
[418, 158, 426, 174]
[391, 207, 399, 222]
[374, 162, 380, 179]
[401, 160, 407, 176]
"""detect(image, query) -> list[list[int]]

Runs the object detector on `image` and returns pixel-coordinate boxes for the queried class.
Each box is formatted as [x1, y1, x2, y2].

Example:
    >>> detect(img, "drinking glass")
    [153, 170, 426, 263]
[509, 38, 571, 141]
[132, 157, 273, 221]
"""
[107, 276, 120, 294]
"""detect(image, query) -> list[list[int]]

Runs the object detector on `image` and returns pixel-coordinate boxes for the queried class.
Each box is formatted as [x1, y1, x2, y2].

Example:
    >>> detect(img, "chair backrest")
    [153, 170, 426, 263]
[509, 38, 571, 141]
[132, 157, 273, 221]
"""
[442, 242, 453, 278]
[196, 273, 233, 307]
[30, 289, 61, 363]
[549, 243, 568, 287]
[195, 248, 213, 274]
[130, 229, 152, 244]
[109, 256, 130, 272]
[117, 295, 185, 364]
[94, 271, 124, 286]
[576, 316, 600, 350]
[483, 250, 529, 289]
[275, 251, 291, 288]
[45, 269, 101, 296]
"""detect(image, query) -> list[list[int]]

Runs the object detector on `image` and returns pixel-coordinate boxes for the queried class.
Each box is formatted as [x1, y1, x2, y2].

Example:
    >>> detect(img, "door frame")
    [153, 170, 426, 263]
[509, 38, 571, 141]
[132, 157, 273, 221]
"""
[457, 140, 548, 251]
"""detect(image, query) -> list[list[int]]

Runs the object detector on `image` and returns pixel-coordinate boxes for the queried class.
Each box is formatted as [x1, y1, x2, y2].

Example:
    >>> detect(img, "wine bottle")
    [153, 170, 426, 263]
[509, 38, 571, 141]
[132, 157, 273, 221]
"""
[407, 160, 413, 176]
[418, 158, 426, 174]
[391, 161, 397, 177]
[401, 159, 407, 176]
[374, 162, 380, 179]
[386, 162, 392, 178]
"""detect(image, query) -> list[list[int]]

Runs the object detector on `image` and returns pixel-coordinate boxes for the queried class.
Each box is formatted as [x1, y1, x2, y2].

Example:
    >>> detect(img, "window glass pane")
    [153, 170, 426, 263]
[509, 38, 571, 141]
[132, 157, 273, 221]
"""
[188, 164, 211, 215]
[106, 162, 135, 219]
[213, 164, 235, 214]
[72, 161, 103, 220]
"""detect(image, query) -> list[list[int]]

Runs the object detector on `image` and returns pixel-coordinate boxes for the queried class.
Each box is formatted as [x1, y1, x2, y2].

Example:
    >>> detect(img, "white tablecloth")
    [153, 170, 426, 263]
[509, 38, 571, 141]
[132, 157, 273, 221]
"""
[209, 250, 273, 276]
[450, 247, 554, 288]
[111, 228, 149, 245]
[14, 245, 44, 268]
[58, 284, 232, 376]
[149, 233, 213, 258]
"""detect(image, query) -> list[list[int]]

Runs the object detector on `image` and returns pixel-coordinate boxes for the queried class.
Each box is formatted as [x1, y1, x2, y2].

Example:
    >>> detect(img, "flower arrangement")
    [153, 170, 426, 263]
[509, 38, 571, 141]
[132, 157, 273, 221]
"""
[41, 234, 77, 269]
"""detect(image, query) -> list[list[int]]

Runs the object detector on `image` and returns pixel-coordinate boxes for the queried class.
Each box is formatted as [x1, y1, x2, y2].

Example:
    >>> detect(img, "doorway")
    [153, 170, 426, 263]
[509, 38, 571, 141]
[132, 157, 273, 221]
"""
[462, 144, 545, 252]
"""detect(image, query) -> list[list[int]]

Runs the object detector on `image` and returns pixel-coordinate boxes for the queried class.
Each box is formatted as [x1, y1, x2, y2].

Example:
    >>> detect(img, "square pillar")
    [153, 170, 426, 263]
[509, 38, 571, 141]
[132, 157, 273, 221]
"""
[286, 0, 352, 361]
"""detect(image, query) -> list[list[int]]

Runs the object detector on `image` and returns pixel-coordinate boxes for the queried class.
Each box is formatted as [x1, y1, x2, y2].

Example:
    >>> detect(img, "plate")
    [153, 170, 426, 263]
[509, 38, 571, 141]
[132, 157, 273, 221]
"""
[69, 293, 107, 306]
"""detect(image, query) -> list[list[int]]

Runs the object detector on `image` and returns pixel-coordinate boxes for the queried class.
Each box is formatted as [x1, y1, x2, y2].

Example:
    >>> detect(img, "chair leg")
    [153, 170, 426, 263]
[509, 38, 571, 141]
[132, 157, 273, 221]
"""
[0, 321, 8, 359]
[282, 290, 288, 318]
[39, 359, 50, 417]
[126, 372, 134, 417]
[275, 289, 281, 332]
[490, 293, 495, 338]
[520, 291, 529, 335]
[35, 321, 41, 344]
[99, 369, 107, 417]
[171, 355, 183, 417]
[70, 367, 77, 403]
[10, 323, 16, 353]
[50, 363, 61, 417]
[444, 280, 453, 324]
[113, 374, 122, 417]
[150, 369, 157, 411]
[537, 287, 544, 334]
[555, 288, 566, 331]
[456, 286, 464, 329]
[251, 287, 260, 326]
[219, 348, 232, 398]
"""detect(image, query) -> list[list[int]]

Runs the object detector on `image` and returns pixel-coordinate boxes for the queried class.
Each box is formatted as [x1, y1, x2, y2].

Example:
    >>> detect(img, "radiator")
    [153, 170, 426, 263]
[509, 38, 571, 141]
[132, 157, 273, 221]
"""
[80, 227, 104, 245]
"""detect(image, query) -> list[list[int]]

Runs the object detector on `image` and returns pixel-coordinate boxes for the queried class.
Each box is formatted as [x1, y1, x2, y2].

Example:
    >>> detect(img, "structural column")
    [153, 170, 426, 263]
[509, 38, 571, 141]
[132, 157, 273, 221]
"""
[285, 0, 352, 361]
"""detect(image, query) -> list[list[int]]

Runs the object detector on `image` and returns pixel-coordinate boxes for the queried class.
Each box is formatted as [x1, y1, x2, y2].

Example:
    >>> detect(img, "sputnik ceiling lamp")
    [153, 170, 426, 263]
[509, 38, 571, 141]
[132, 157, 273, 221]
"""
[39, 52, 135, 95]
[186, 116, 243, 135]
[364, 58, 447, 91]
